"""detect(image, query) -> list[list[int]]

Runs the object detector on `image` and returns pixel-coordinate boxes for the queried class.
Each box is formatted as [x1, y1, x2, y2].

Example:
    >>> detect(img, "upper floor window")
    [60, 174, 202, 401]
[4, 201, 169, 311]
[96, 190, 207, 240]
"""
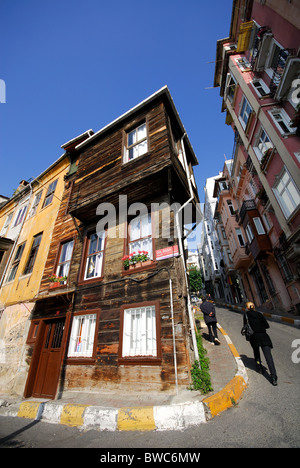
[13, 205, 28, 227]
[273, 167, 300, 219]
[28, 191, 42, 217]
[7, 243, 26, 282]
[235, 57, 251, 72]
[128, 213, 153, 259]
[253, 217, 265, 235]
[1, 213, 13, 235]
[24, 233, 43, 275]
[235, 228, 245, 247]
[268, 108, 295, 136]
[56, 239, 74, 280]
[226, 199, 235, 216]
[83, 231, 106, 280]
[251, 79, 270, 98]
[225, 73, 237, 103]
[42, 179, 58, 208]
[245, 223, 254, 243]
[253, 126, 273, 161]
[124, 123, 148, 163]
[239, 96, 253, 130]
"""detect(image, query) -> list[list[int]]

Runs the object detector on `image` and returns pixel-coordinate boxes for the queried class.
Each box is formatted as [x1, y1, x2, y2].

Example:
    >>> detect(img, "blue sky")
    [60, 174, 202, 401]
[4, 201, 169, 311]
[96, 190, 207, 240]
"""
[0, 0, 233, 216]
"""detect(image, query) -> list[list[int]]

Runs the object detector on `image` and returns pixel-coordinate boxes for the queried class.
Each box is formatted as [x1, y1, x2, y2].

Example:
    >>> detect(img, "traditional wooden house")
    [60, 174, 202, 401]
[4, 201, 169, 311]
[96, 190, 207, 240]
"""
[24, 87, 201, 400]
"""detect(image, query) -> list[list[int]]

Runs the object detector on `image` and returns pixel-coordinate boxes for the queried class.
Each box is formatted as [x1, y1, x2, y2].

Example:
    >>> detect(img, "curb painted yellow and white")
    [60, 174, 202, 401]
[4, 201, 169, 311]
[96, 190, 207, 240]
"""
[202, 324, 248, 418]
[0, 325, 248, 432]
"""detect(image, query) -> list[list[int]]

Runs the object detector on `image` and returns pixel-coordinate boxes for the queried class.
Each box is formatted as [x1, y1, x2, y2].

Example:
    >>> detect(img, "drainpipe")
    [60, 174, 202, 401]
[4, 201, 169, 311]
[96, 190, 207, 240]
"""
[169, 275, 178, 395]
[174, 135, 200, 365]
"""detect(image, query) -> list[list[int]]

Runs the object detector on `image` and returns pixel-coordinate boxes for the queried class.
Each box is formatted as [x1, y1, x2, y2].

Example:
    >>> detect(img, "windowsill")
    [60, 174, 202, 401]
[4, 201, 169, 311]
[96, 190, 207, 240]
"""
[77, 276, 104, 286]
[48, 282, 67, 291]
[121, 261, 157, 276]
[66, 357, 96, 365]
[119, 356, 162, 366]
[121, 151, 151, 167]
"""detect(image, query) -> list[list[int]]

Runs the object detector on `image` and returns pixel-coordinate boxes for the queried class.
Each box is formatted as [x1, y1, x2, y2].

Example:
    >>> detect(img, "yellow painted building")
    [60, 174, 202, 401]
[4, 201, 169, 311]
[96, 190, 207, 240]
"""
[0, 154, 70, 395]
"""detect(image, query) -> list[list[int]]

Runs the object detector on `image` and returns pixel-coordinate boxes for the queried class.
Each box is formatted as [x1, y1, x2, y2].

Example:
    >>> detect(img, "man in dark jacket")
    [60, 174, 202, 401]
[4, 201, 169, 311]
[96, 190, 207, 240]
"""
[244, 301, 277, 386]
[200, 295, 220, 345]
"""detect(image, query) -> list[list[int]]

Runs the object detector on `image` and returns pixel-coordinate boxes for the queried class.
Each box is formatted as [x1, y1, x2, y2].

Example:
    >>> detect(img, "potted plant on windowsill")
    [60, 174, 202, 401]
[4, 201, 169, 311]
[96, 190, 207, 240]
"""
[122, 251, 152, 270]
[48, 274, 67, 288]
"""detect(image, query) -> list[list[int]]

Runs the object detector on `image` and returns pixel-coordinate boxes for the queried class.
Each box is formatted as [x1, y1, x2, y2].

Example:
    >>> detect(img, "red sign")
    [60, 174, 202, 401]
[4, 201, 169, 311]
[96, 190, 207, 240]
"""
[156, 245, 179, 261]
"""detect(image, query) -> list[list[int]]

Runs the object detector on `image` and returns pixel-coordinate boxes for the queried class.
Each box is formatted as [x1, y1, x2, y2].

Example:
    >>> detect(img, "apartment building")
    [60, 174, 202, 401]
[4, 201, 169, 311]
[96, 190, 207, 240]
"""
[0, 156, 70, 395]
[214, 0, 300, 313]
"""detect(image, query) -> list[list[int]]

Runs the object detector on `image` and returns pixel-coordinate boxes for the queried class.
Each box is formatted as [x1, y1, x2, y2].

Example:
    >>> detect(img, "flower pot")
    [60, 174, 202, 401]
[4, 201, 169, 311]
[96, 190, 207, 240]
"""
[49, 282, 61, 289]
[129, 262, 142, 270]
[142, 260, 152, 267]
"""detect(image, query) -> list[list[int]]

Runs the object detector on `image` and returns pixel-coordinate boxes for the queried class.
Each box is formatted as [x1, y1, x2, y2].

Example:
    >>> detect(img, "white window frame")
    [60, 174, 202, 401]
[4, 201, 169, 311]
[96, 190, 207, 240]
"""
[239, 96, 253, 130]
[253, 126, 273, 161]
[235, 228, 245, 247]
[122, 305, 157, 358]
[268, 108, 295, 136]
[265, 38, 284, 78]
[273, 166, 300, 219]
[28, 191, 42, 218]
[245, 223, 254, 243]
[128, 213, 153, 260]
[262, 213, 272, 232]
[13, 204, 28, 227]
[251, 78, 271, 98]
[1, 213, 13, 235]
[253, 217, 265, 235]
[226, 199, 235, 216]
[124, 122, 148, 163]
[56, 239, 74, 280]
[84, 231, 106, 280]
[225, 73, 237, 103]
[68, 313, 97, 358]
[235, 56, 251, 72]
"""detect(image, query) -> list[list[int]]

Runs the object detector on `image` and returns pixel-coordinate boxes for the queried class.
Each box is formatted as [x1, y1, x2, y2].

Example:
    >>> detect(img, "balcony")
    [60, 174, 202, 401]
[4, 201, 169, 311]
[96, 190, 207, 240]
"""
[239, 200, 272, 260]
[239, 199, 256, 223]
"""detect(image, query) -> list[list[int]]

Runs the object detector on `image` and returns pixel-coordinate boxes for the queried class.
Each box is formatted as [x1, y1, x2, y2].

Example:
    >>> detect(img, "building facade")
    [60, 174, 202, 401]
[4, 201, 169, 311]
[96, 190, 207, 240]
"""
[0, 156, 70, 395]
[23, 87, 201, 400]
[213, 0, 300, 313]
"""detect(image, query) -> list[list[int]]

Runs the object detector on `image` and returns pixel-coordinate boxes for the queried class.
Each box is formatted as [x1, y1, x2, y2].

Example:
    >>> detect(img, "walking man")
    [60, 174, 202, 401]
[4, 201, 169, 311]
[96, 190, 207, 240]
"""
[200, 295, 220, 345]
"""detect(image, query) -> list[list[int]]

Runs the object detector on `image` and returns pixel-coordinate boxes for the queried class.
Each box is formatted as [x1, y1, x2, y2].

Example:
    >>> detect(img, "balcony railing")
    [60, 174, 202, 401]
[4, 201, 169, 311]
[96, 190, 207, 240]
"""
[239, 199, 256, 223]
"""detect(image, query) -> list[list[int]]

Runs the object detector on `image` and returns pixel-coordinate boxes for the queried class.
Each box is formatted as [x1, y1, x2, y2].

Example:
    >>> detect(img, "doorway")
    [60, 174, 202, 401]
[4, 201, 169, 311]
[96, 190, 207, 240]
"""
[32, 317, 66, 399]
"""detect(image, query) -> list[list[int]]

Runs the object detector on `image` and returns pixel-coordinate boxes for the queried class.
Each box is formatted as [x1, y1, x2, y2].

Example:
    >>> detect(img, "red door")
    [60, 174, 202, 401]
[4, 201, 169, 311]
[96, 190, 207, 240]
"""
[32, 318, 65, 399]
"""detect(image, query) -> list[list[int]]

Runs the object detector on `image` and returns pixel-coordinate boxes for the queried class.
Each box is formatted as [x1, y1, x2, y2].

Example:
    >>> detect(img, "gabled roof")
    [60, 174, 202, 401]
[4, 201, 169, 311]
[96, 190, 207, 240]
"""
[74, 86, 198, 165]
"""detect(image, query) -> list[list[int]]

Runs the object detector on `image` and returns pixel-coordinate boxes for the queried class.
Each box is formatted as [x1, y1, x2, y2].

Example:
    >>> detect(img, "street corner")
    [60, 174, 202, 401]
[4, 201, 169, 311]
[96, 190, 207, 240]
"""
[202, 375, 247, 418]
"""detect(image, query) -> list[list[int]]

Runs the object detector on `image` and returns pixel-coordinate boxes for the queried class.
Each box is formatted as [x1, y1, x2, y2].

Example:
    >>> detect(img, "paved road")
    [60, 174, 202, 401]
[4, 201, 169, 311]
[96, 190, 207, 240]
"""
[0, 307, 299, 449]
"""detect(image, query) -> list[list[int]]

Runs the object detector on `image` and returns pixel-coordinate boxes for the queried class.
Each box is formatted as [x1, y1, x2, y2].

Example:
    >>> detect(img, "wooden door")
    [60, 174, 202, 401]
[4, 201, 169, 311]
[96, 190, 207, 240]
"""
[32, 318, 65, 399]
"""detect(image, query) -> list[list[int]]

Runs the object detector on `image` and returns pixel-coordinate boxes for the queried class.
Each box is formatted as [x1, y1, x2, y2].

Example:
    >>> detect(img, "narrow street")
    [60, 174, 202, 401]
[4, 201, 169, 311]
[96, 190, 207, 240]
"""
[0, 307, 299, 449]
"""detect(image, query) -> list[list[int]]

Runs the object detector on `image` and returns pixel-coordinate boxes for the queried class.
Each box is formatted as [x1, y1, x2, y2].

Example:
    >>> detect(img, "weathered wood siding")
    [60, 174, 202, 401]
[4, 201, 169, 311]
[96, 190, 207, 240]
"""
[32, 98, 195, 395]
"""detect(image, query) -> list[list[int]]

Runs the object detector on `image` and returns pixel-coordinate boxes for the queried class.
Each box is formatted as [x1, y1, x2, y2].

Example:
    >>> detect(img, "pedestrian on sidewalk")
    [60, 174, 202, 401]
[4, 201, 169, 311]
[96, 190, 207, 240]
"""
[200, 295, 220, 345]
[244, 301, 278, 386]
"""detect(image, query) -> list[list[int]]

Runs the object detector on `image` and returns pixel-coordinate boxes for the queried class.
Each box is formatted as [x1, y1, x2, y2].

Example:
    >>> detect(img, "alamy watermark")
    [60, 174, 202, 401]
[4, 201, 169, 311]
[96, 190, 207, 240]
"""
[291, 339, 300, 364]
[94, 195, 202, 241]
[291, 78, 300, 106]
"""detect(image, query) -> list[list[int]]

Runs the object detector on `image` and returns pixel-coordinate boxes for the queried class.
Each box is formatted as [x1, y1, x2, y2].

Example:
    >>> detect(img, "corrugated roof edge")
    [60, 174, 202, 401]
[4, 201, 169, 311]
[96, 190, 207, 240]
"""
[75, 85, 198, 165]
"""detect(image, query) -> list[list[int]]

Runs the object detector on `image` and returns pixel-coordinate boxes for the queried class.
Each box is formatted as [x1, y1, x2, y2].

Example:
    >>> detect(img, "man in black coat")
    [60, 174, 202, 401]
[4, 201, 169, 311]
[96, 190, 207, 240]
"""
[244, 301, 278, 386]
[200, 295, 220, 345]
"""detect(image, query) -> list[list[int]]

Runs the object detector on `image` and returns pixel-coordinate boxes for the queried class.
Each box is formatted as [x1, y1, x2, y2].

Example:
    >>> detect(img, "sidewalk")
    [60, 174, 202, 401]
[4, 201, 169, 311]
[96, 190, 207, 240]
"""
[0, 319, 248, 432]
